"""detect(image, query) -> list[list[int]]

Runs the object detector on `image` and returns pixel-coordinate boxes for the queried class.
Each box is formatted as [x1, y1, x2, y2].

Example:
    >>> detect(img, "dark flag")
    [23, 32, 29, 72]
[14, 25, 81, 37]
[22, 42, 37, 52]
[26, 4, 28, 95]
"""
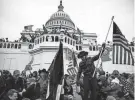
[113, 21, 134, 65]
[46, 41, 64, 100]
[47, 59, 55, 73]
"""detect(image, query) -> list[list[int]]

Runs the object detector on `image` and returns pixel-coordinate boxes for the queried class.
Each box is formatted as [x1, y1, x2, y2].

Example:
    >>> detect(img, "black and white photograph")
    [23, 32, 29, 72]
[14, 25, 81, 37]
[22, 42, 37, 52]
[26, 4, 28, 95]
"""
[0, 0, 134, 100]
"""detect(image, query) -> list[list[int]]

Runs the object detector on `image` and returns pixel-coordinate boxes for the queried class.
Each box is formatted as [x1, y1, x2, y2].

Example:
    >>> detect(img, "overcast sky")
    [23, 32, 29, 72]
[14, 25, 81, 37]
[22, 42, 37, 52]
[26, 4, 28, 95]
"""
[0, 0, 134, 43]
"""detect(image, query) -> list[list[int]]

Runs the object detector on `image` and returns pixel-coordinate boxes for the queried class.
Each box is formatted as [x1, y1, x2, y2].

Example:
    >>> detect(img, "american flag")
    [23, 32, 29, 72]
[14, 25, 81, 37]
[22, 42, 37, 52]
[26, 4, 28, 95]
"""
[67, 51, 78, 75]
[67, 60, 77, 75]
[113, 22, 134, 65]
[68, 60, 73, 67]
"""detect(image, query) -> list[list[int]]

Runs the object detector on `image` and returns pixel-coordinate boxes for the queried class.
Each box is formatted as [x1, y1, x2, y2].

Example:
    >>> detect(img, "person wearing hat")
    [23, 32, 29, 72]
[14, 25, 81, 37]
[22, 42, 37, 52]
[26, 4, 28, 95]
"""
[76, 43, 106, 100]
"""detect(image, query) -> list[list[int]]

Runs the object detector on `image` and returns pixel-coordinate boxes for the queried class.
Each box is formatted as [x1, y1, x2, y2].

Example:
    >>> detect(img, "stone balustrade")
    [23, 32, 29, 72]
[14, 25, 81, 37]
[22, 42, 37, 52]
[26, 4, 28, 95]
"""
[76, 44, 101, 51]
[0, 42, 34, 49]
[34, 34, 76, 46]
[0, 40, 134, 53]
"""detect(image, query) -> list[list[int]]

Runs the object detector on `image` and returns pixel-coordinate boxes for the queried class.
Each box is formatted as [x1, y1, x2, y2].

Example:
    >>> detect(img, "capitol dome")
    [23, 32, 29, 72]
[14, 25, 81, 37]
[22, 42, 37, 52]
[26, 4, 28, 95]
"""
[45, 0, 75, 31]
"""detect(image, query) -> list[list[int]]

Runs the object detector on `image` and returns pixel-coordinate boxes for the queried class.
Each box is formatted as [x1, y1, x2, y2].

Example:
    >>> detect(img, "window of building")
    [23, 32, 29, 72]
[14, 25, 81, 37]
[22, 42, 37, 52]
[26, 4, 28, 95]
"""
[7, 43, 10, 48]
[76, 46, 78, 50]
[40, 38, 42, 43]
[18, 44, 21, 49]
[68, 38, 70, 44]
[55, 36, 59, 42]
[38, 39, 39, 44]
[0, 43, 3, 48]
[11, 44, 14, 48]
[71, 40, 72, 45]
[15, 44, 18, 49]
[79, 46, 82, 50]
[96, 46, 98, 51]
[3, 43, 6, 48]
[29, 44, 32, 49]
[43, 36, 45, 42]
[73, 41, 75, 46]
[51, 36, 54, 42]
[65, 37, 67, 43]
[89, 46, 92, 51]
[46, 36, 49, 41]
[93, 46, 95, 51]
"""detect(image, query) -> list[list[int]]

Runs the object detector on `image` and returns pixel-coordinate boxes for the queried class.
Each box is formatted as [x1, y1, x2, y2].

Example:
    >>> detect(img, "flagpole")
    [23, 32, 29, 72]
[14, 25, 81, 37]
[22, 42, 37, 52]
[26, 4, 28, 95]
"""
[92, 16, 114, 78]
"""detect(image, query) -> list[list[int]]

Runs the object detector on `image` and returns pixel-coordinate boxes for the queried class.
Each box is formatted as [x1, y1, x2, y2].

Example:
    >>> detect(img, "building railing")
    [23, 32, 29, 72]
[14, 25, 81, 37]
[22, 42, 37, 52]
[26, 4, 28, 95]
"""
[34, 34, 76, 47]
[0, 42, 34, 49]
[76, 44, 101, 51]
[0, 40, 134, 53]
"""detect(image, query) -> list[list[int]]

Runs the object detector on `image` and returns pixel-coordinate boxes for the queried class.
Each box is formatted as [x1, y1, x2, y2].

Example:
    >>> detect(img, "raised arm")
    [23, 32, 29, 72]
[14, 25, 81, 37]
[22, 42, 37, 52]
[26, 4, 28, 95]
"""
[92, 43, 106, 61]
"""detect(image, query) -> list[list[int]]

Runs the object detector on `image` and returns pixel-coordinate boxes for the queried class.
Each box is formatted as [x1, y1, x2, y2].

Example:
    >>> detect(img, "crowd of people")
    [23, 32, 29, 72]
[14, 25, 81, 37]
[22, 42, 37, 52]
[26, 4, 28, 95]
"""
[76, 70, 134, 100]
[0, 69, 49, 100]
[0, 68, 134, 100]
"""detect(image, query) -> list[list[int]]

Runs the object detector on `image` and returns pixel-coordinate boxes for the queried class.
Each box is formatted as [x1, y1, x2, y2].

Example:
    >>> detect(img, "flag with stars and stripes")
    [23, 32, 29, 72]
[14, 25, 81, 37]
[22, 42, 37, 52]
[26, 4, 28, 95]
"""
[68, 60, 73, 67]
[112, 21, 134, 66]
[67, 60, 78, 76]
[67, 51, 78, 75]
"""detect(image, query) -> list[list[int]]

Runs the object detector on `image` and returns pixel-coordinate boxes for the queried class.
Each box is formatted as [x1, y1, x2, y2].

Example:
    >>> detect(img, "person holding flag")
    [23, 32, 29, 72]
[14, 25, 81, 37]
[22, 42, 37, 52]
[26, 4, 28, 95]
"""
[76, 43, 106, 100]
